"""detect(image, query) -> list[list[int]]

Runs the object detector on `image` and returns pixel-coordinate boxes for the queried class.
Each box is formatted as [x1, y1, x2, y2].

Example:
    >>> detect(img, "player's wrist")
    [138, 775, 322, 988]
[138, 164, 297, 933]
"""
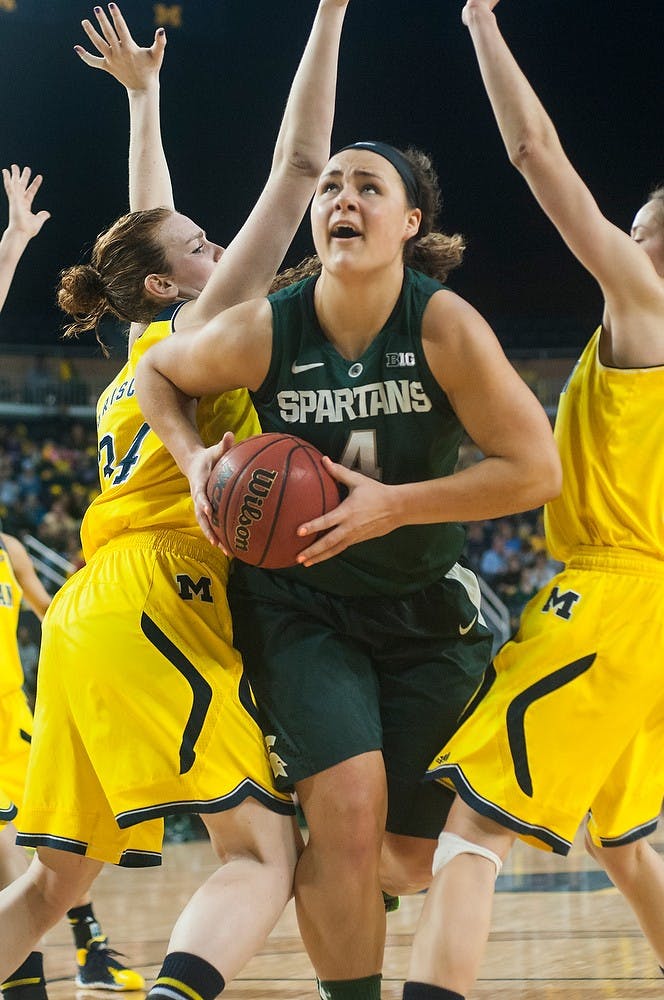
[127, 79, 161, 100]
[463, 1, 497, 30]
[0, 226, 32, 252]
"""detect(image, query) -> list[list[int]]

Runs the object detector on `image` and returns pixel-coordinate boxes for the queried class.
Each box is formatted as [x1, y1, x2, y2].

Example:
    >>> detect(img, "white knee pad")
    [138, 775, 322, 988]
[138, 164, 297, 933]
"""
[432, 831, 503, 880]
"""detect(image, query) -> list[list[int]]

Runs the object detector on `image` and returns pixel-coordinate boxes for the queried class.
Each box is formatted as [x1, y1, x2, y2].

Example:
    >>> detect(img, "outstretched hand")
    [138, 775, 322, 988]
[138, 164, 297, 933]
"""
[75, 2, 166, 91]
[2, 165, 50, 241]
[462, 0, 500, 26]
[295, 457, 400, 566]
[188, 432, 235, 551]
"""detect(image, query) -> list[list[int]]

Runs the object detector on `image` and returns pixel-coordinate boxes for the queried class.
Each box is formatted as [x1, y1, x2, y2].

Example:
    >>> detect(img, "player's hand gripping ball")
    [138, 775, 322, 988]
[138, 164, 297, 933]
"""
[206, 433, 341, 568]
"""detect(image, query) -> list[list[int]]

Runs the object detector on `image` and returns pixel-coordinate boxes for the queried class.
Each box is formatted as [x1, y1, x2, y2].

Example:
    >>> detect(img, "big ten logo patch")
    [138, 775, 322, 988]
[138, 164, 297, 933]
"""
[176, 574, 213, 603]
[0, 583, 13, 607]
[541, 585, 581, 621]
[154, 4, 182, 27]
[385, 351, 416, 368]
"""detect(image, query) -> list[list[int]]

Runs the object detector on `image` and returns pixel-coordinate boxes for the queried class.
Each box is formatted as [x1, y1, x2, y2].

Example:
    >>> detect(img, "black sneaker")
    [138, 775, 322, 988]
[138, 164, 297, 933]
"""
[75, 936, 145, 992]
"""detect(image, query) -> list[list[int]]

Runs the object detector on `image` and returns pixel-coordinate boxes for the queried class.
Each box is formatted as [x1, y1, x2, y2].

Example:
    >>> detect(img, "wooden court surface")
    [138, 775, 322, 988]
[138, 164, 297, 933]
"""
[41, 828, 664, 1000]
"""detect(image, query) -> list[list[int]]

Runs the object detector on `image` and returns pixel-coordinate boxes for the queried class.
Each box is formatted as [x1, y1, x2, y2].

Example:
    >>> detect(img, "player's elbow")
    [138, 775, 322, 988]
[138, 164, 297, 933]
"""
[527, 445, 563, 507]
[134, 353, 160, 411]
[507, 127, 549, 173]
[273, 144, 329, 183]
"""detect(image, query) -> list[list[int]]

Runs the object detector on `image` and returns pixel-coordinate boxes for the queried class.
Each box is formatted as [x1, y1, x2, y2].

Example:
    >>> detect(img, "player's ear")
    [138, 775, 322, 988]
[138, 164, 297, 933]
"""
[144, 273, 178, 302]
[404, 208, 422, 241]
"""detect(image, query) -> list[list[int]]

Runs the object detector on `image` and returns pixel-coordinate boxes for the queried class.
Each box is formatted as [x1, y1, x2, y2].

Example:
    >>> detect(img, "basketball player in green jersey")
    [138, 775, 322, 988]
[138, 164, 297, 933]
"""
[135, 139, 561, 1000]
[400, 3, 664, 999]
[0, 165, 144, 994]
[0, 3, 353, 1000]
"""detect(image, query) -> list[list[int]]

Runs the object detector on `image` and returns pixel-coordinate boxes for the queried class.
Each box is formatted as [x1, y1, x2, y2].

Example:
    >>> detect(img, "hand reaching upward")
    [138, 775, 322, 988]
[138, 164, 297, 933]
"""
[2, 165, 50, 242]
[74, 2, 166, 93]
[0, 164, 50, 314]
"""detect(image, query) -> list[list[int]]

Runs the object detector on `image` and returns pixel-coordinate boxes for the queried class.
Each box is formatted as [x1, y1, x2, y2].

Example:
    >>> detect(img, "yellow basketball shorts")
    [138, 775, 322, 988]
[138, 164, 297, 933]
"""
[0, 687, 33, 826]
[427, 549, 664, 854]
[16, 530, 293, 867]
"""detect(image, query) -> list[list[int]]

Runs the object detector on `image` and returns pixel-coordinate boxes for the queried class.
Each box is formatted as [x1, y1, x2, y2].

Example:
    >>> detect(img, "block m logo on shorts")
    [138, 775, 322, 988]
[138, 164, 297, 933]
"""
[541, 585, 581, 621]
[176, 574, 213, 603]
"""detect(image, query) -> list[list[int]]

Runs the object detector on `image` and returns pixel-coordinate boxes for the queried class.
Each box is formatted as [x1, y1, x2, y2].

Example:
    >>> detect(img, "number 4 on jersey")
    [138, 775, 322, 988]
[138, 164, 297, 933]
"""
[339, 429, 382, 481]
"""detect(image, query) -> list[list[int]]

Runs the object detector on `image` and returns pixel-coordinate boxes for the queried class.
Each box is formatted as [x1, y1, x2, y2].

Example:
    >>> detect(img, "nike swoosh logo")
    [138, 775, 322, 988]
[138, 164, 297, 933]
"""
[291, 361, 325, 374]
[459, 614, 478, 636]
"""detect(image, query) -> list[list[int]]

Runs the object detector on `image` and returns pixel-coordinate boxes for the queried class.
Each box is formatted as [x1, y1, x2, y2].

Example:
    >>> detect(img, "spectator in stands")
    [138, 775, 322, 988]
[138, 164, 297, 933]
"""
[0, 455, 19, 508]
[4, 495, 44, 538]
[463, 521, 489, 572]
[501, 565, 539, 634]
[529, 547, 561, 590]
[478, 534, 507, 585]
[22, 358, 58, 406]
[16, 463, 42, 505]
[37, 492, 78, 555]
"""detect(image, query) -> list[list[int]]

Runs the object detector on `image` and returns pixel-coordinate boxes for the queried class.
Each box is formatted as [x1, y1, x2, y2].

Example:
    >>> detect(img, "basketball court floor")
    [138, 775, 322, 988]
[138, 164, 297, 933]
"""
[41, 826, 663, 999]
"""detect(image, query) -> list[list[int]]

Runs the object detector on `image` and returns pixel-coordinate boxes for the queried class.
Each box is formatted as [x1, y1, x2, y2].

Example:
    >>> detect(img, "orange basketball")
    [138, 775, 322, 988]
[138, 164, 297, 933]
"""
[206, 433, 341, 568]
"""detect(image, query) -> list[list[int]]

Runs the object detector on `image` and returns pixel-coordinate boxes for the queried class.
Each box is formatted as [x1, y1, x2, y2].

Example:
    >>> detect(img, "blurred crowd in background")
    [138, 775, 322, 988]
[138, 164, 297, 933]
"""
[0, 419, 96, 571]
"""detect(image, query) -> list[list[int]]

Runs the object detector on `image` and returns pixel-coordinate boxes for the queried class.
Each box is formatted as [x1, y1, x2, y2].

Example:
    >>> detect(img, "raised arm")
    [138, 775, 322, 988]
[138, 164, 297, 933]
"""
[2, 533, 51, 621]
[187, 0, 350, 324]
[75, 3, 172, 211]
[461, 0, 664, 366]
[0, 165, 50, 315]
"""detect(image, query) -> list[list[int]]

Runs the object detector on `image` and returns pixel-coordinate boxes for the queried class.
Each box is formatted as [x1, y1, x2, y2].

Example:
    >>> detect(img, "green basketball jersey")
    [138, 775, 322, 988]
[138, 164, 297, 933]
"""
[252, 267, 467, 596]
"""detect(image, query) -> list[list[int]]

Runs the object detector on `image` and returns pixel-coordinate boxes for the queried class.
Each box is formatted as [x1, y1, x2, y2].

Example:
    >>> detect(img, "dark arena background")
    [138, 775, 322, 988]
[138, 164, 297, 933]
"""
[1, 0, 663, 354]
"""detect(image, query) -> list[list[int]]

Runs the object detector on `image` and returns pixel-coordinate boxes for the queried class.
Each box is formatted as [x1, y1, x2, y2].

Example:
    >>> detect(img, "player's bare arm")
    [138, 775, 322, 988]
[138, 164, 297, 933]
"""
[0, 165, 50, 314]
[75, 3, 172, 212]
[1, 533, 51, 620]
[462, 0, 664, 368]
[135, 297, 273, 537]
[183, 0, 350, 327]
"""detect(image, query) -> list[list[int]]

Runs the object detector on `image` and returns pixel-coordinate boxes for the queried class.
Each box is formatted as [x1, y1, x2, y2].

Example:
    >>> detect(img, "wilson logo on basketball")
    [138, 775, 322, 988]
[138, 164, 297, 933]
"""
[233, 468, 278, 553]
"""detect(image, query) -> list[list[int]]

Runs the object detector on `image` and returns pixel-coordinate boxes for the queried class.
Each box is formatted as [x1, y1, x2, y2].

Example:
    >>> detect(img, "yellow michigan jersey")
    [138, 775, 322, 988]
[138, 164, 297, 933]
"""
[545, 327, 664, 563]
[426, 329, 664, 853]
[81, 303, 260, 560]
[0, 535, 25, 698]
[0, 534, 33, 827]
[16, 305, 292, 866]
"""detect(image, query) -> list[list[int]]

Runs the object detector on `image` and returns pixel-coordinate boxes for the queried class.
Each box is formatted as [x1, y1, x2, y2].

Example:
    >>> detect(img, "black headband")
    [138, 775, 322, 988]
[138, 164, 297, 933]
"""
[338, 141, 420, 208]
